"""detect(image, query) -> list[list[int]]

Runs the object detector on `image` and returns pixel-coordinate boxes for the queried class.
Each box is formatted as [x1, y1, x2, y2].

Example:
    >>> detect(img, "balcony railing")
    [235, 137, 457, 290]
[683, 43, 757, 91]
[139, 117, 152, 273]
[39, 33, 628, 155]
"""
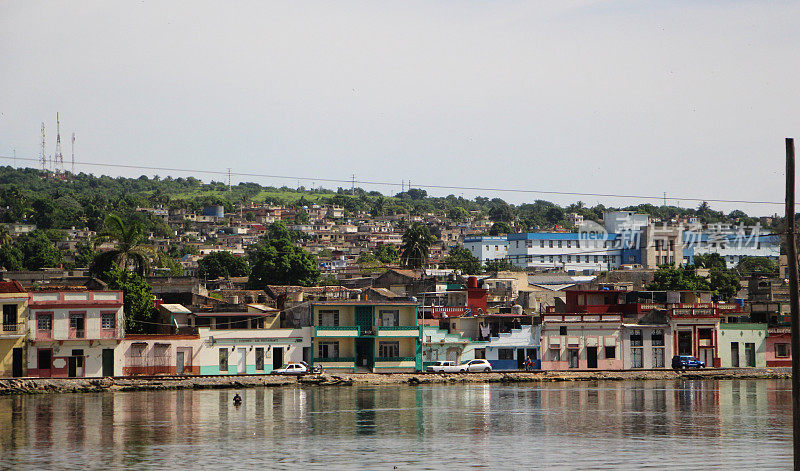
[376, 326, 421, 337]
[314, 326, 361, 337]
[374, 356, 416, 362]
[0, 323, 25, 336]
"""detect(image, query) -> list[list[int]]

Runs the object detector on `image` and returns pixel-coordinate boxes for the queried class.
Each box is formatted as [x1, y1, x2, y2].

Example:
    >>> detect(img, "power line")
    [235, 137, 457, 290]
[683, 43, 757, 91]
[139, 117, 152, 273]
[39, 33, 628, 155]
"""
[0, 154, 794, 207]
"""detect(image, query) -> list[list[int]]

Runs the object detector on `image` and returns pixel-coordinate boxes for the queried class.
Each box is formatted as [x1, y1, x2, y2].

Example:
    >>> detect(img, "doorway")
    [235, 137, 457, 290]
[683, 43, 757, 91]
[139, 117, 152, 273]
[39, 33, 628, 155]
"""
[517, 349, 526, 369]
[102, 349, 114, 377]
[586, 347, 598, 369]
[731, 342, 739, 367]
[677, 331, 693, 356]
[38, 349, 52, 377]
[273, 347, 284, 370]
[238, 348, 247, 374]
[12, 347, 23, 377]
[745, 343, 756, 367]
[355, 306, 374, 333]
[356, 338, 374, 369]
[176, 351, 185, 375]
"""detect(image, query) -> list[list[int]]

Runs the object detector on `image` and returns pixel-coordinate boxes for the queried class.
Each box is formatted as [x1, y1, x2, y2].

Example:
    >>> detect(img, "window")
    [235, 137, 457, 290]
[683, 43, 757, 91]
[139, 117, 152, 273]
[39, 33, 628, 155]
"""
[70, 313, 85, 338]
[566, 256, 572, 262]
[576, 240, 581, 248]
[549, 256, 554, 263]
[631, 348, 643, 368]
[604, 346, 616, 359]
[551, 348, 561, 362]
[378, 310, 399, 327]
[594, 256, 599, 263]
[540, 255, 545, 262]
[319, 310, 340, 326]
[219, 348, 229, 371]
[549, 241, 553, 248]
[378, 341, 400, 358]
[2, 304, 17, 330]
[195, 317, 211, 327]
[540, 241, 544, 248]
[776, 343, 790, 358]
[567, 241, 571, 248]
[318, 341, 339, 359]
[568, 349, 579, 368]
[102, 312, 116, 329]
[653, 348, 665, 368]
[498, 348, 514, 360]
[131, 345, 145, 358]
[557, 241, 562, 248]
[651, 329, 664, 346]
[559, 326, 567, 336]
[255, 347, 265, 371]
[558, 256, 563, 262]
[631, 329, 643, 347]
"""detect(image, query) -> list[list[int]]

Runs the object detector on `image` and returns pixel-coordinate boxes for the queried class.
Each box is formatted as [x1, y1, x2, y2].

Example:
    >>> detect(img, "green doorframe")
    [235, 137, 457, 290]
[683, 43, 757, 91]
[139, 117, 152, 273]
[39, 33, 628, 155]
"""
[355, 306, 374, 331]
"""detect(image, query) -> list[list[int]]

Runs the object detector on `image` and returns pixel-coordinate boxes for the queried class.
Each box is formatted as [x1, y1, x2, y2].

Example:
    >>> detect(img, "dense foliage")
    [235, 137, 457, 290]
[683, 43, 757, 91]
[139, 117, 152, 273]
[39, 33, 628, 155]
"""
[246, 222, 320, 287]
[400, 222, 436, 269]
[198, 251, 250, 279]
[102, 266, 157, 334]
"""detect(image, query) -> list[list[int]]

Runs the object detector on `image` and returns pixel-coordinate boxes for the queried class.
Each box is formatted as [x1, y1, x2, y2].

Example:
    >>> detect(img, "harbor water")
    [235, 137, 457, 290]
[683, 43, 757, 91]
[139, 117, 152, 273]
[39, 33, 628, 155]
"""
[0, 379, 792, 470]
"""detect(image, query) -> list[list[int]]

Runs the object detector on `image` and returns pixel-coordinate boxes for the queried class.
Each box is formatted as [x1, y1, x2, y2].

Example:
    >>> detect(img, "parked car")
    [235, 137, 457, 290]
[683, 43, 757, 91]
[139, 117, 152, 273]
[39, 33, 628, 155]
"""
[460, 359, 492, 373]
[426, 361, 460, 373]
[272, 362, 323, 375]
[671, 355, 705, 370]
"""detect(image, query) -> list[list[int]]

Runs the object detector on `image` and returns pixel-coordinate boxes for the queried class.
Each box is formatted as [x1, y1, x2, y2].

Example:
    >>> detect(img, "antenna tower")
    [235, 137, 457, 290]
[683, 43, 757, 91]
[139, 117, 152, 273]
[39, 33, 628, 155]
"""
[54, 113, 64, 174]
[71, 132, 76, 174]
[40, 123, 47, 173]
[227, 168, 231, 191]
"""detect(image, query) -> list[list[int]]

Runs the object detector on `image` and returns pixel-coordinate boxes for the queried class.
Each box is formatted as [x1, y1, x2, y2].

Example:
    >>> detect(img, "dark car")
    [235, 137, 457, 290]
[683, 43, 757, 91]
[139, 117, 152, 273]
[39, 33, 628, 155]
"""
[671, 355, 705, 370]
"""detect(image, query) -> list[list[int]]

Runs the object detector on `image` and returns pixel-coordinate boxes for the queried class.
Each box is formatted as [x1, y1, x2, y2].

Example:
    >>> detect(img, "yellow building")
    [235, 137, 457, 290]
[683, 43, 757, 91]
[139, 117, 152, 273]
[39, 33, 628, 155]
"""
[312, 301, 421, 373]
[0, 281, 29, 377]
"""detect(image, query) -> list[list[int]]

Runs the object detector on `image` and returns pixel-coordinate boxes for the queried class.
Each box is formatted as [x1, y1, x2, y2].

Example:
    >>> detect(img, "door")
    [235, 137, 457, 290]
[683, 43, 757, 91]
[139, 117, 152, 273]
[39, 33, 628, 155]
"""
[356, 338, 374, 368]
[730, 342, 739, 367]
[517, 349, 526, 370]
[176, 351, 185, 375]
[12, 348, 23, 377]
[745, 343, 756, 367]
[237, 348, 247, 374]
[38, 349, 52, 377]
[587, 347, 598, 369]
[273, 347, 283, 370]
[355, 306, 373, 333]
[677, 331, 693, 356]
[102, 349, 114, 377]
[68, 357, 77, 378]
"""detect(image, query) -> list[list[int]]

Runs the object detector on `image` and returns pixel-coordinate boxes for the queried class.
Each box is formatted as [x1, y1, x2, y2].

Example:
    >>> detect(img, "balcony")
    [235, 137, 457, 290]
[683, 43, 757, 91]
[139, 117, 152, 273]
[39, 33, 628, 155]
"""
[376, 326, 421, 338]
[0, 323, 25, 337]
[314, 326, 361, 337]
[69, 330, 86, 339]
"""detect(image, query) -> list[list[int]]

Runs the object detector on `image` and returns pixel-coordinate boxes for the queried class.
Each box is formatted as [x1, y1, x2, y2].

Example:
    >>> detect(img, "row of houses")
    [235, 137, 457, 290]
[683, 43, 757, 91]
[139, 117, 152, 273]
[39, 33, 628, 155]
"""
[1, 277, 790, 379]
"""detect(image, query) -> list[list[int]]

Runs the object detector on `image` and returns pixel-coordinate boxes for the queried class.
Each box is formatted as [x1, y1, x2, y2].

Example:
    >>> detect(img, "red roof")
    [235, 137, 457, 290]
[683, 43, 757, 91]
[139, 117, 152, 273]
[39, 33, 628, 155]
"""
[0, 281, 25, 294]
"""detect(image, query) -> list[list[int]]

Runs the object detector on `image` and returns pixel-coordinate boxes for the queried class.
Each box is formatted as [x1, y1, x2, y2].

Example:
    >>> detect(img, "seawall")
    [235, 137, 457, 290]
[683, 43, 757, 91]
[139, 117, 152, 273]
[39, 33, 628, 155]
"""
[0, 368, 791, 396]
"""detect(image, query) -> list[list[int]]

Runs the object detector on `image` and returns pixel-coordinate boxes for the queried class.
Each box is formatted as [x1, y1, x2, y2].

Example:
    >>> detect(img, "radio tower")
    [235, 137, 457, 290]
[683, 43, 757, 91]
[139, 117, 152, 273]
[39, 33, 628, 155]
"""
[71, 132, 76, 174]
[40, 122, 47, 173]
[54, 113, 64, 174]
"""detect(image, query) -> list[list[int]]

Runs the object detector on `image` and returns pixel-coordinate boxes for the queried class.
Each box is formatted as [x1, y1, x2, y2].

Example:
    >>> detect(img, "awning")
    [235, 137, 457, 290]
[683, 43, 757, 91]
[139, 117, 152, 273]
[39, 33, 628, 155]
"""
[604, 336, 617, 347]
[549, 337, 560, 348]
[586, 337, 598, 347]
[567, 337, 580, 348]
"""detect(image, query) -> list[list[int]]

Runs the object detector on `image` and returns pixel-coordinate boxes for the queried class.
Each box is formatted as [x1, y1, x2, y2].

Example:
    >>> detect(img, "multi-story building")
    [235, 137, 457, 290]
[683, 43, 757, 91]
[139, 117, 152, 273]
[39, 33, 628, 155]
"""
[463, 236, 508, 264]
[27, 289, 125, 378]
[506, 233, 622, 272]
[0, 281, 29, 377]
[312, 301, 421, 373]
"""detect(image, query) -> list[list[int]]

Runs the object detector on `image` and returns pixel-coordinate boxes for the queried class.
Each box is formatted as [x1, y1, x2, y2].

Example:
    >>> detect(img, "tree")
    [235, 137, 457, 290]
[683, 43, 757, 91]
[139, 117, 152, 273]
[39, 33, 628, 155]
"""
[17, 230, 63, 270]
[103, 266, 157, 334]
[488, 200, 513, 222]
[735, 256, 779, 277]
[374, 244, 399, 264]
[447, 207, 469, 223]
[545, 207, 564, 226]
[443, 246, 482, 274]
[647, 265, 710, 292]
[489, 222, 512, 236]
[247, 223, 320, 287]
[400, 222, 436, 269]
[73, 240, 97, 268]
[710, 268, 741, 301]
[90, 214, 151, 277]
[692, 253, 727, 271]
[0, 243, 23, 270]
[198, 251, 250, 279]
[484, 259, 516, 273]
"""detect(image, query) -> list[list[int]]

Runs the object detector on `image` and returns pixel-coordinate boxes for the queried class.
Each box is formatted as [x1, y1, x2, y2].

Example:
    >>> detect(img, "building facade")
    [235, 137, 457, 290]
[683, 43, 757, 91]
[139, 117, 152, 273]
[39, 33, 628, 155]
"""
[0, 282, 29, 377]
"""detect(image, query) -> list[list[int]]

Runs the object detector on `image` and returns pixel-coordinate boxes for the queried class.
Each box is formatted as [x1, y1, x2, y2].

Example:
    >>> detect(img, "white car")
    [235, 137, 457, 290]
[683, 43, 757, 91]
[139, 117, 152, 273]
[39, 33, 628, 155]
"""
[426, 361, 460, 373]
[271, 363, 309, 375]
[459, 359, 492, 373]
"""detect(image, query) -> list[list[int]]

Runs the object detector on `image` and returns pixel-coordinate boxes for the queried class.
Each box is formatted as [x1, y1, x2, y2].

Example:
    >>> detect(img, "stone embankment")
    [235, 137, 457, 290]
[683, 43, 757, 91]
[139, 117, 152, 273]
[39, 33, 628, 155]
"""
[0, 368, 790, 396]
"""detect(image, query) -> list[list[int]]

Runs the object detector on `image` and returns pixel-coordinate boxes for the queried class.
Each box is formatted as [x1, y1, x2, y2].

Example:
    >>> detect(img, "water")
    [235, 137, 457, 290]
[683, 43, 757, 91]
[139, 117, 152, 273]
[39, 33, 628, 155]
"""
[0, 379, 792, 470]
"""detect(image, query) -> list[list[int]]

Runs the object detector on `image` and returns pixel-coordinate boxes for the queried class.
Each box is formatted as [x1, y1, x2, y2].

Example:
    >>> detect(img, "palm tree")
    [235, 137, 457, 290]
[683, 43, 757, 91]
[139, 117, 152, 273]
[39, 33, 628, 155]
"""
[90, 214, 151, 276]
[400, 222, 436, 269]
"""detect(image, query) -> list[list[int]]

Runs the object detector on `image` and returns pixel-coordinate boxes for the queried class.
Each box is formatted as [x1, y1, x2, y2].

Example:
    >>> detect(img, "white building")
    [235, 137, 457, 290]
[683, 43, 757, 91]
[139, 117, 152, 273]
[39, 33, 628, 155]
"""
[506, 233, 622, 272]
[463, 236, 508, 263]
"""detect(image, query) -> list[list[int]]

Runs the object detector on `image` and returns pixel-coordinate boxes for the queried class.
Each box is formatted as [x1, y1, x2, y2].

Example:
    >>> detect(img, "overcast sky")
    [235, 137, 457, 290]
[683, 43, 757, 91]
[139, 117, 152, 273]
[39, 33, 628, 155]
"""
[2, 1, 799, 215]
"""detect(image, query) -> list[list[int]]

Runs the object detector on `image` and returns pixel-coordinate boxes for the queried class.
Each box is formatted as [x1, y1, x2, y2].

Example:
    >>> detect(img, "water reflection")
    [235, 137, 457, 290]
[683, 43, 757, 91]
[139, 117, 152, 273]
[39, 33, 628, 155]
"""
[0, 379, 792, 470]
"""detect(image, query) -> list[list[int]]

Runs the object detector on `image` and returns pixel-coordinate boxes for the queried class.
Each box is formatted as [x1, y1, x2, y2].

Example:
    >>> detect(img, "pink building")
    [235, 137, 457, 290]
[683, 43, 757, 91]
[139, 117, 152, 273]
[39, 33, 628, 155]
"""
[766, 327, 791, 367]
[27, 289, 125, 378]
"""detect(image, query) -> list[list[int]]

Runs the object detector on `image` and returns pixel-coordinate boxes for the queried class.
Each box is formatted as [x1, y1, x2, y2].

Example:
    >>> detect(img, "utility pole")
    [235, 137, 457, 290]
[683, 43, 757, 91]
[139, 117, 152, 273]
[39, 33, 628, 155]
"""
[351, 174, 355, 196]
[71, 132, 75, 174]
[785, 137, 800, 471]
[40, 122, 47, 173]
[227, 168, 231, 191]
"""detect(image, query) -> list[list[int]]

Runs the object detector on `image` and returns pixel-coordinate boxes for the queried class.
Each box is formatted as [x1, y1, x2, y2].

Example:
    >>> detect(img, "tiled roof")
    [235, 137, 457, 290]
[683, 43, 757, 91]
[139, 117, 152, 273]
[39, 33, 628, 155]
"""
[0, 281, 25, 293]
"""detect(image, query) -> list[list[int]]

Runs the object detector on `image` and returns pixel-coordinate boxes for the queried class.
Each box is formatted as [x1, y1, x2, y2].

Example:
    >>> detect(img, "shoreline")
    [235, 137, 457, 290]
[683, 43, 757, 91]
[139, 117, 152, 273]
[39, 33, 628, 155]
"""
[0, 368, 791, 396]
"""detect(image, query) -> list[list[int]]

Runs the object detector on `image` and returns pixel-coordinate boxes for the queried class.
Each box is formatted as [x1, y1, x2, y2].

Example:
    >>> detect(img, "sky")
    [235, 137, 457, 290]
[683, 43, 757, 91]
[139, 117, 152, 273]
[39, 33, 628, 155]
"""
[1, 1, 800, 216]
